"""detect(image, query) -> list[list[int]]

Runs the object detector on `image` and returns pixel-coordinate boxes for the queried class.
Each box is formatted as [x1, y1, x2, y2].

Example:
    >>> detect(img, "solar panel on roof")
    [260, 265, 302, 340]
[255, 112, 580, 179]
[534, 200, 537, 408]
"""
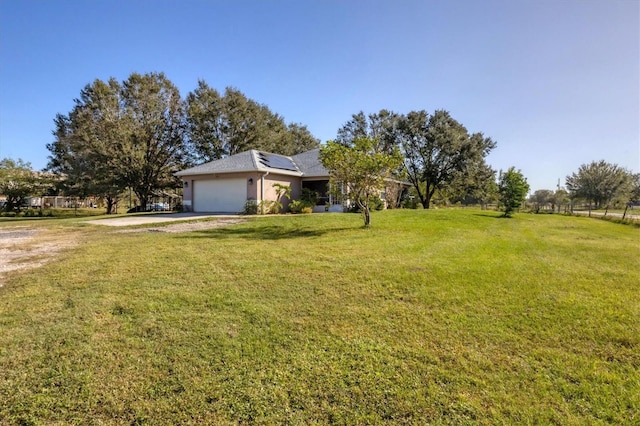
[258, 153, 298, 171]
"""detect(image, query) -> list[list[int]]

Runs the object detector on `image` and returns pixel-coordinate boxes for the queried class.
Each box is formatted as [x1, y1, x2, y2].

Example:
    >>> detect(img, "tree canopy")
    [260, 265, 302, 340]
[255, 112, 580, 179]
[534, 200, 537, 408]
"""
[336, 110, 400, 154]
[498, 167, 530, 217]
[47, 74, 321, 212]
[46, 73, 640, 220]
[443, 160, 497, 209]
[185, 81, 319, 162]
[47, 72, 188, 212]
[49, 78, 127, 213]
[319, 138, 403, 227]
[397, 110, 496, 209]
[0, 158, 46, 212]
[565, 160, 632, 210]
[529, 189, 554, 213]
[629, 173, 640, 205]
[335, 109, 497, 209]
[118, 72, 187, 210]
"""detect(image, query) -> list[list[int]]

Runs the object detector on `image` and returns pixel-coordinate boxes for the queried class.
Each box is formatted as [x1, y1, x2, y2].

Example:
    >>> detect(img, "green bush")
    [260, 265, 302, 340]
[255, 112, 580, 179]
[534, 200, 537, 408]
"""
[23, 209, 41, 217]
[289, 199, 314, 214]
[261, 200, 278, 214]
[401, 197, 422, 209]
[242, 200, 259, 215]
[349, 196, 385, 213]
[370, 196, 385, 211]
[301, 188, 319, 206]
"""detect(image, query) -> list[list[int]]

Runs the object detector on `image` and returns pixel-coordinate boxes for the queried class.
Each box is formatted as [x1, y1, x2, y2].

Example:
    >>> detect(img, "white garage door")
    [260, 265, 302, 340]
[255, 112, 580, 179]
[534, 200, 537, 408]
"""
[193, 179, 247, 213]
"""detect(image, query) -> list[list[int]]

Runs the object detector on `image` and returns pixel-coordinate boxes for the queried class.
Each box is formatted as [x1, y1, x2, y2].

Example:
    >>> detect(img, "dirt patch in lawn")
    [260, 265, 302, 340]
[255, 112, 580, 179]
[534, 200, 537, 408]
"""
[0, 219, 244, 287]
[0, 228, 78, 287]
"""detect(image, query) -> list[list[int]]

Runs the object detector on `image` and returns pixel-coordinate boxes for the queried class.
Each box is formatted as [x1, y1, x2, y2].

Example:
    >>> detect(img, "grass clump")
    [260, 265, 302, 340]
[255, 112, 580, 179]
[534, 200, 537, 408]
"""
[0, 210, 638, 424]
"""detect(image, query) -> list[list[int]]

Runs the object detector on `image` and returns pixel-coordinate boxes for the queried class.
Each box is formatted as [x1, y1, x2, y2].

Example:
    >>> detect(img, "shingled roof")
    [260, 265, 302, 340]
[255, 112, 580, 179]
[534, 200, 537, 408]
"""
[176, 149, 328, 178]
[291, 149, 329, 178]
[176, 150, 305, 177]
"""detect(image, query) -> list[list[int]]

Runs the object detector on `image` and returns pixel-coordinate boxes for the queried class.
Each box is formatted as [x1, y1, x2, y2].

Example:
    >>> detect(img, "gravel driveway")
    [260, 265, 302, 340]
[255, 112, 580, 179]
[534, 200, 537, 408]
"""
[87, 212, 239, 226]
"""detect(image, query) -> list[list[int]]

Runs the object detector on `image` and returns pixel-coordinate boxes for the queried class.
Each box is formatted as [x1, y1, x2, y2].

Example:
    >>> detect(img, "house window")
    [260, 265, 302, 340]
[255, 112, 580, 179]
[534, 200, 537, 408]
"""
[302, 180, 331, 206]
[329, 182, 345, 205]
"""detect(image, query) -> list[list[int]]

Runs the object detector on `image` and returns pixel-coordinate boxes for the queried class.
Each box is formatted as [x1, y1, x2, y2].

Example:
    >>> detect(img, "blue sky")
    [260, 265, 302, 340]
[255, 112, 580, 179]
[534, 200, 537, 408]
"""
[0, 0, 638, 192]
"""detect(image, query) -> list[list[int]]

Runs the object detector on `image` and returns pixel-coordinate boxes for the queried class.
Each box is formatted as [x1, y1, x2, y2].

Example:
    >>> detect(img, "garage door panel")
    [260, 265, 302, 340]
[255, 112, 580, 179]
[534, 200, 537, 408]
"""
[193, 179, 246, 213]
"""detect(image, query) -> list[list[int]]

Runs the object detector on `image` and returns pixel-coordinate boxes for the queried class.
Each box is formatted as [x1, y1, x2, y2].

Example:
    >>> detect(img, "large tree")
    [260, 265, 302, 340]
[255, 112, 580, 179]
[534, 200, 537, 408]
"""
[552, 188, 570, 213]
[529, 189, 555, 213]
[565, 160, 631, 210]
[186, 81, 319, 162]
[498, 167, 530, 217]
[336, 110, 400, 154]
[118, 72, 187, 209]
[282, 123, 321, 155]
[629, 173, 640, 205]
[48, 78, 124, 213]
[0, 158, 45, 212]
[444, 160, 497, 208]
[48, 72, 188, 211]
[319, 138, 403, 227]
[184, 80, 226, 161]
[398, 110, 496, 209]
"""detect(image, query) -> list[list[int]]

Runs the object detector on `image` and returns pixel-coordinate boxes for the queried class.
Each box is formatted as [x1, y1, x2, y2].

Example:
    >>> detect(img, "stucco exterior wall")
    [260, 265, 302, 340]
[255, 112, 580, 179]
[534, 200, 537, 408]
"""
[181, 172, 301, 212]
[260, 174, 301, 212]
[181, 172, 260, 211]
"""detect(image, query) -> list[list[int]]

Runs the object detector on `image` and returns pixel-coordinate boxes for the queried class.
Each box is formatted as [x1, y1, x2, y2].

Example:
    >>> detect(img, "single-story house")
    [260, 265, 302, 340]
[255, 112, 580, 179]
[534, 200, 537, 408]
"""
[175, 149, 343, 213]
[175, 148, 408, 213]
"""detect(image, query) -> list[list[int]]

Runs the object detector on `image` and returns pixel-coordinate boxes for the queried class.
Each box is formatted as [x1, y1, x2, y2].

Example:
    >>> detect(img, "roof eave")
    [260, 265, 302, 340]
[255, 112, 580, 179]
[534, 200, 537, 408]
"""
[175, 167, 256, 177]
[176, 167, 303, 178]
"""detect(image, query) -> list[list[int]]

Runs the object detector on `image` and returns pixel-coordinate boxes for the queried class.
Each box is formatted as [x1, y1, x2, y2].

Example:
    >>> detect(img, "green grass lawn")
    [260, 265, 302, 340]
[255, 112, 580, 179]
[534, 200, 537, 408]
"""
[1, 210, 638, 424]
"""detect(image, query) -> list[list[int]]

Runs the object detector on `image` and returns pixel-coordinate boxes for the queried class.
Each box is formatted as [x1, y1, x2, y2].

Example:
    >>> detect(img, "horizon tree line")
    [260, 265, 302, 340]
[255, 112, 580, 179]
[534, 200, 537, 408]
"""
[1, 71, 637, 215]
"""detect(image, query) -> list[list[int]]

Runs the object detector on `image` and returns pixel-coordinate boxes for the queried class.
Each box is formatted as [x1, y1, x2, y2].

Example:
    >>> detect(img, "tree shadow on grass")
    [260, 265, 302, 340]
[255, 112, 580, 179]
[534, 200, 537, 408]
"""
[472, 212, 506, 219]
[179, 224, 357, 241]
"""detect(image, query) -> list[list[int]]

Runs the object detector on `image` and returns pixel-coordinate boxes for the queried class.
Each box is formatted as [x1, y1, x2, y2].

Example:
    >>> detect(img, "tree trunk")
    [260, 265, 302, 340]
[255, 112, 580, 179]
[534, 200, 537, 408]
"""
[106, 196, 116, 214]
[423, 184, 437, 209]
[415, 186, 428, 209]
[363, 206, 371, 227]
[136, 192, 149, 212]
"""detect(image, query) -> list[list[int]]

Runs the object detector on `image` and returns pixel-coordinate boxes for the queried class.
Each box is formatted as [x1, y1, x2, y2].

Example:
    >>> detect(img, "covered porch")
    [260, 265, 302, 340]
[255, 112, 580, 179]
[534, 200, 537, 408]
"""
[301, 179, 344, 212]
